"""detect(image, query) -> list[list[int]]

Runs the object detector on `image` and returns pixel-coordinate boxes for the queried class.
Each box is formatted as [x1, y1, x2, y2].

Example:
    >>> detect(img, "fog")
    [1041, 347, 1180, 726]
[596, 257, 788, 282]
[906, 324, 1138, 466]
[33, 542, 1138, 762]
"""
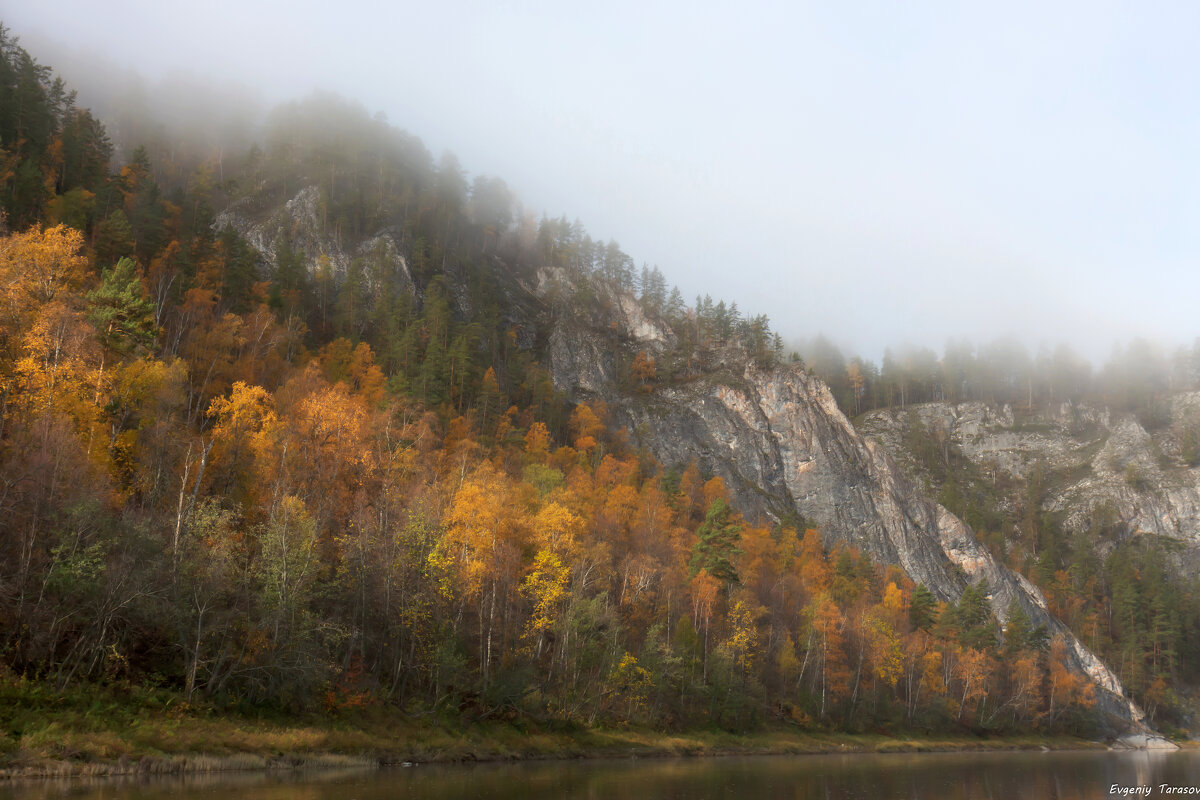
[6, 1, 1200, 364]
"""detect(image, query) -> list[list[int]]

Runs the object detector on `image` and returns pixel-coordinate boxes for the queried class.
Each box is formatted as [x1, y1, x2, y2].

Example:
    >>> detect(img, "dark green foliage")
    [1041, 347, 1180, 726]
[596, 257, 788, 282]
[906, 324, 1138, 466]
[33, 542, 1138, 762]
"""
[95, 210, 136, 265]
[909, 584, 938, 632]
[1003, 599, 1047, 656]
[269, 237, 311, 317]
[86, 257, 158, 355]
[58, 108, 111, 194]
[689, 498, 742, 585]
[954, 580, 995, 651]
[122, 149, 167, 260]
[216, 227, 259, 312]
[0, 27, 68, 228]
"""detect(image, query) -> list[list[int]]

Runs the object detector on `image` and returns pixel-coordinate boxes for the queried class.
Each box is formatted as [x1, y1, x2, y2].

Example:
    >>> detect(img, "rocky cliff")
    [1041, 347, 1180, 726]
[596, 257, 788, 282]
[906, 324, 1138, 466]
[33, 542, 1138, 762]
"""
[543, 278, 1147, 732]
[216, 185, 416, 296]
[859, 399, 1200, 564]
[203, 182, 1157, 731]
[214, 184, 546, 348]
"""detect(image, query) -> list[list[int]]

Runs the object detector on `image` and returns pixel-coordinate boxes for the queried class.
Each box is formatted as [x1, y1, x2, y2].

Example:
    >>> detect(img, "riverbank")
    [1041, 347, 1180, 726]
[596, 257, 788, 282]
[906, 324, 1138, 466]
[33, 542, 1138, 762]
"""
[0, 727, 1112, 780]
[0, 679, 1138, 779]
[0, 715, 1113, 779]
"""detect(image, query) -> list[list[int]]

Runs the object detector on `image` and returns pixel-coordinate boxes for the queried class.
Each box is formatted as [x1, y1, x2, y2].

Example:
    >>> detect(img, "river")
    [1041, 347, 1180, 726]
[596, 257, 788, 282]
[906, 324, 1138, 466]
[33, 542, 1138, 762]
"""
[2, 749, 1199, 799]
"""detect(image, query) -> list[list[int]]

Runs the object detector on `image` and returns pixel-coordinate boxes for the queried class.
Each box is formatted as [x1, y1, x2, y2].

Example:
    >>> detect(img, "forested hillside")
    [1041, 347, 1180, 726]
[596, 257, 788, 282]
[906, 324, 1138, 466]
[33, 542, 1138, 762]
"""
[0, 27, 1174, 741]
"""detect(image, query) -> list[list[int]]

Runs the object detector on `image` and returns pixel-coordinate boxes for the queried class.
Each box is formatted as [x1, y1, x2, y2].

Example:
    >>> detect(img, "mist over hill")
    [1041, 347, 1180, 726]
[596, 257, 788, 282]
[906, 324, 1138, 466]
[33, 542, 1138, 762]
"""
[0, 20, 1195, 748]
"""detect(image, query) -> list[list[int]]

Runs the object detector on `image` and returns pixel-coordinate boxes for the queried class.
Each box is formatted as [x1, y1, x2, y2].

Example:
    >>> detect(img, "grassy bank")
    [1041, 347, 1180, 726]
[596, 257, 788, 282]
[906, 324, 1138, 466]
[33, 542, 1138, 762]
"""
[0, 680, 1109, 779]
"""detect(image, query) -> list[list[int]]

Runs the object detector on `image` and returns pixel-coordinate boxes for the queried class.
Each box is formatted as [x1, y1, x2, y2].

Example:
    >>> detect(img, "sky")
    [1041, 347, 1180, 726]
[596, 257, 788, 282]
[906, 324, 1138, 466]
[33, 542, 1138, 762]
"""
[5, 0, 1200, 364]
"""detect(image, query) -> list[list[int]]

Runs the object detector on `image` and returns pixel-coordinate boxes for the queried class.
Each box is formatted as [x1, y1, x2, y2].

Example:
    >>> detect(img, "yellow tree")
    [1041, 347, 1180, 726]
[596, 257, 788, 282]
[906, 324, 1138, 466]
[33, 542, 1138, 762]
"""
[954, 647, 992, 722]
[178, 290, 245, 425]
[0, 224, 88, 330]
[863, 609, 903, 691]
[441, 463, 526, 687]
[521, 548, 569, 661]
[531, 500, 584, 556]
[807, 591, 850, 719]
[524, 420, 552, 462]
[109, 356, 188, 498]
[5, 301, 108, 611]
[725, 595, 763, 675]
[269, 364, 373, 531]
[879, 581, 907, 625]
[259, 495, 318, 648]
[1007, 653, 1042, 727]
[901, 630, 943, 723]
[701, 475, 727, 508]
[206, 381, 280, 507]
[846, 361, 866, 415]
[677, 460, 704, 519]
[798, 529, 833, 595]
[319, 338, 385, 405]
[569, 401, 605, 454]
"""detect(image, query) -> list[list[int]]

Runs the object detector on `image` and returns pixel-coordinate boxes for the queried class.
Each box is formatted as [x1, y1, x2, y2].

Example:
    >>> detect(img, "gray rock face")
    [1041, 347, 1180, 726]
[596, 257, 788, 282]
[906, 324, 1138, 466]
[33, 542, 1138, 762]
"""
[541, 267, 676, 395]
[214, 185, 415, 297]
[544, 288, 1146, 731]
[859, 398, 1200, 558]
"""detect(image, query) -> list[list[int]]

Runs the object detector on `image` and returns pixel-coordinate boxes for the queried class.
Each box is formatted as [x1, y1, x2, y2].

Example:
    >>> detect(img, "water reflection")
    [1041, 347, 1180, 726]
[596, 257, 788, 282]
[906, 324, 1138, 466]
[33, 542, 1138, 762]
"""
[2, 750, 1198, 800]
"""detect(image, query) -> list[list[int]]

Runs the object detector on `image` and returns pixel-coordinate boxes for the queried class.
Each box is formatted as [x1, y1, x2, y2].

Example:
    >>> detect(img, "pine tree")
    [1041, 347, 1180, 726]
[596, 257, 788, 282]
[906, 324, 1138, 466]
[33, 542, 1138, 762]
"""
[956, 580, 995, 651]
[909, 584, 938, 631]
[86, 257, 158, 356]
[689, 498, 742, 585]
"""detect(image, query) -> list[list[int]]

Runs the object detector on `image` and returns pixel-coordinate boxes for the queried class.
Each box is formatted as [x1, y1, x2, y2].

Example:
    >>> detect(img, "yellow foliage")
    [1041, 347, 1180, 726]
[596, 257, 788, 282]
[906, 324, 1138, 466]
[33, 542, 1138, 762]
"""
[864, 610, 903, 688]
[442, 463, 525, 597]
[776, 632, 800, 683]
[524, 421, 551, 460]
[882, 581, 906, 617]
[726, 598, 762, 671]
[798, 529, 832, 592]
[954, 647, 992, 720]
[631, 351, 656, 387]
[11, 302, 104, 451]
[569, 401, 604, 452]
[920, 649, 946, 697]
[521, 549, 569, 636]
[0, 224, 88, 321]
[609, 652, 652, 712]
[531, 501, 584, 555]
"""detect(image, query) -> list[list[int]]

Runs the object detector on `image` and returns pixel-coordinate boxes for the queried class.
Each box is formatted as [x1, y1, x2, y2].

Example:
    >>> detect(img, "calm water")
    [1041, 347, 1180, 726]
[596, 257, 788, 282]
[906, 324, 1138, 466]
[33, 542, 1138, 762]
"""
[3, 750, 1200, 800]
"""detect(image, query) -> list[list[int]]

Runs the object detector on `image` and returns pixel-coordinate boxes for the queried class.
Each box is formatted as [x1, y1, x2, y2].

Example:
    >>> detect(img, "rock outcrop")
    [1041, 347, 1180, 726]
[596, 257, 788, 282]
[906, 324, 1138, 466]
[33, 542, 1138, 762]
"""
[214, 184, 415, 297]
[859, 399, 1200, 561]
[544, 283, 1147, 732]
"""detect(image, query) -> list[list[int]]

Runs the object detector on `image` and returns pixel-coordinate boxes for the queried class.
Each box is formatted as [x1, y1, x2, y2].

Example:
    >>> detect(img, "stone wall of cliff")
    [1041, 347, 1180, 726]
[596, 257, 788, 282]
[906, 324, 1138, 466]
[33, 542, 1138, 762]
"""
[543, 279, 1147, 732]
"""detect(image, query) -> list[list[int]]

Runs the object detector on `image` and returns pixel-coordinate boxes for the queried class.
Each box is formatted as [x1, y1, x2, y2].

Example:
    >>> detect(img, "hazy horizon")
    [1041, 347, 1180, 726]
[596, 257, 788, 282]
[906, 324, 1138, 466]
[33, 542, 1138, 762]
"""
[5, 2, 1199, 366]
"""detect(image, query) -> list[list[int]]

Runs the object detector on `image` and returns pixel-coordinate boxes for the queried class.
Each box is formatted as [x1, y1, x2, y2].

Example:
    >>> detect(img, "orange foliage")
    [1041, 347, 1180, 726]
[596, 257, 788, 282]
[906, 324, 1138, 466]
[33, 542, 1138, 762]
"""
[1047, 636, 1095, 724]
[569, 401, 605, 453]
[524, 421, 551, 461]
[0, 223, 88, 312]
[701, 475, 727, 507]
[631, 350, 656, 388]
[798, 529, 832, 593]
[689, 568, 720, 630]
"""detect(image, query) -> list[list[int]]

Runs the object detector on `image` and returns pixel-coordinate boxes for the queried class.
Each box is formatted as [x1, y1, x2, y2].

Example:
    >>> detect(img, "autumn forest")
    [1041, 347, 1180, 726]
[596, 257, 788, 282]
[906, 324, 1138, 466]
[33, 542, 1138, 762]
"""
[0, 27, 1193, 750]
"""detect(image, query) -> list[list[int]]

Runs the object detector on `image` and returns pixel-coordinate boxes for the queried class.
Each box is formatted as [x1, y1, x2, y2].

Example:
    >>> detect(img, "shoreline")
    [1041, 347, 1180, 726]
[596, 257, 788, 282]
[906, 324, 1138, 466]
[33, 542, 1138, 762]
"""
[0, 723, 1125, 781]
